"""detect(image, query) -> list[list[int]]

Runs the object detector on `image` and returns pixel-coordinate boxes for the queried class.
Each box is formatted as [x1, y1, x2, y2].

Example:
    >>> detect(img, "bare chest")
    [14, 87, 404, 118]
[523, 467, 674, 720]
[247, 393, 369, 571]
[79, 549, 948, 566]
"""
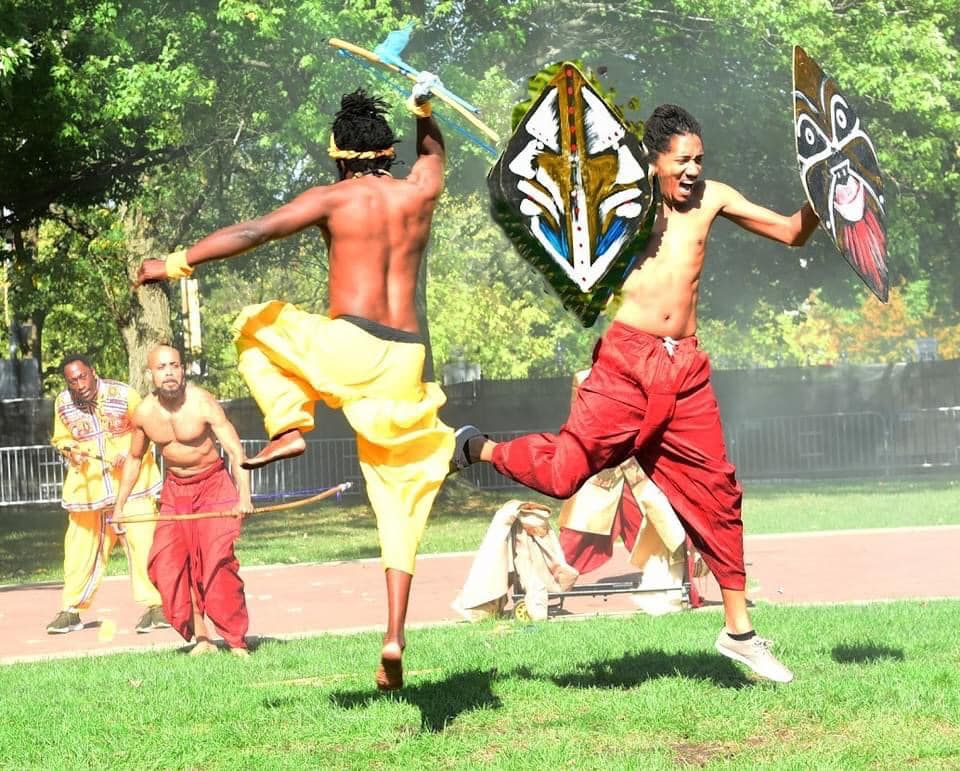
[147, 409, 209, 447]
[637, 205, 714, 272]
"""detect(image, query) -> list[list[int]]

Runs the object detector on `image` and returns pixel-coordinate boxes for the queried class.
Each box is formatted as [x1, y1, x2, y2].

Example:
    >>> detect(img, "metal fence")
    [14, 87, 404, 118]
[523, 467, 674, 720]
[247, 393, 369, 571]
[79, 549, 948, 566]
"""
[885, 407, 960, 470]
[0, 444, 65, 505]
[727, 412, 890, 478]
[727, 409, 960, 478]
[239, 439, 364, 501]
[2, 409, 958, 506]
[0, 440, 364, 508]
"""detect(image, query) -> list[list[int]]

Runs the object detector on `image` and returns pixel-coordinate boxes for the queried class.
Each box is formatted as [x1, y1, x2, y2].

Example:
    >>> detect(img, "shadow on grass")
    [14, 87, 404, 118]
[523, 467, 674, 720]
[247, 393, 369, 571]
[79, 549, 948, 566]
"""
[831, 642, 905, 664]
[330, 669, 502, 733]
[524, 649, 752, 689]
[168, 634, 287, 656]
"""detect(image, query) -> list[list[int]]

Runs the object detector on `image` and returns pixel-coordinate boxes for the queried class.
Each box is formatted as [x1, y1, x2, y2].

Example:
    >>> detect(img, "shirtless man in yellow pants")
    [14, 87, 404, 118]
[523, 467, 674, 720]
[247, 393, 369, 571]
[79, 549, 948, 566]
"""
[134, 76, 453, 690]
[48, 354, 168, 635]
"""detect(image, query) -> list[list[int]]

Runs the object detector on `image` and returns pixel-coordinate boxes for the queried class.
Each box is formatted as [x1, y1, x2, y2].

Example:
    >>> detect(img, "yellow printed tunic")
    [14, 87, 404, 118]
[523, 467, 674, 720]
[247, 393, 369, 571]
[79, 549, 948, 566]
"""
[234, 301, 455, 574]
[51, 378, 162, 610]
[52, 379, 161, 510]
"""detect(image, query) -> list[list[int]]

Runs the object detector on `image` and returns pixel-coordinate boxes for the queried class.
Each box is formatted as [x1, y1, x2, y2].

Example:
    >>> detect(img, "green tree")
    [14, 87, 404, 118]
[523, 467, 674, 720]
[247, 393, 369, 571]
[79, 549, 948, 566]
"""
[1, 1, 525, 391]
[427, 193, 600, 378]
[499, 0, 960, 318]
[6, 0, 957, 400]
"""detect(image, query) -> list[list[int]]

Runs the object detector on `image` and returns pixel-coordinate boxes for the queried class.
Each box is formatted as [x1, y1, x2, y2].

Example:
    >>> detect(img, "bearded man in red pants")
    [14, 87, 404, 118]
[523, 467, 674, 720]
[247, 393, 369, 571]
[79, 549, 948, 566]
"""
[113, 345, 253, 656]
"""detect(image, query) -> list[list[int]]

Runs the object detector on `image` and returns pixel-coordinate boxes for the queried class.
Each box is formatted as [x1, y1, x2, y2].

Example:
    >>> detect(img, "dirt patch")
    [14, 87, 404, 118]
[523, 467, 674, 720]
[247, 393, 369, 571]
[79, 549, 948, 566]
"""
[672, 741, 734, 767]
[672, 729, 799, 767]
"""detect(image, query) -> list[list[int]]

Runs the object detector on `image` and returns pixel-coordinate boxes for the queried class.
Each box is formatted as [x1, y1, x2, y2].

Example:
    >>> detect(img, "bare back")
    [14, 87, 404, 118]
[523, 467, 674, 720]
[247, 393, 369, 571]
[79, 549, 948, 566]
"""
[322, 175, 438, 332]
[146, 114, 447, 336]
[134, 384, 222, 477]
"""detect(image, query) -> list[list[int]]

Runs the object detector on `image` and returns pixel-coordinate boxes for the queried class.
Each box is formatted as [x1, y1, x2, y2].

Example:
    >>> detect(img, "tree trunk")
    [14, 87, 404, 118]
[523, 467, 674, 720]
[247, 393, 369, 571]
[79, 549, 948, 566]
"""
[24, 310, 43, 364]
[119, 206, 173, 394]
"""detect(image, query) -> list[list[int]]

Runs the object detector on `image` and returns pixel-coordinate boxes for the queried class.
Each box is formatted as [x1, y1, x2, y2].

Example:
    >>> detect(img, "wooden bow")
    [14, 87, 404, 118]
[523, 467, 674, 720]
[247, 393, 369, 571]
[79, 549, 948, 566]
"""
[111, 481, 353, 524]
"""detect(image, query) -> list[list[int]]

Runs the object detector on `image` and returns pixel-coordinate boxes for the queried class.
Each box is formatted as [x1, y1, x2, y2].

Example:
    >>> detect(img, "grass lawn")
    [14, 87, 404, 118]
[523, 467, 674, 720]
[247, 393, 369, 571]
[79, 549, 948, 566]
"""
[1, 476, 958, 585]
[0, 601, 957, 768]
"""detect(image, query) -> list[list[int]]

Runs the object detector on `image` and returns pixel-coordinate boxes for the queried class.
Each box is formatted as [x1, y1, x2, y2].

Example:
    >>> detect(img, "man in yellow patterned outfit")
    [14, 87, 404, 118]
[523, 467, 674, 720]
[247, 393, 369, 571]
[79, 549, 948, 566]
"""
[134, 80, 453, 690]
[47, 354, 169, 635]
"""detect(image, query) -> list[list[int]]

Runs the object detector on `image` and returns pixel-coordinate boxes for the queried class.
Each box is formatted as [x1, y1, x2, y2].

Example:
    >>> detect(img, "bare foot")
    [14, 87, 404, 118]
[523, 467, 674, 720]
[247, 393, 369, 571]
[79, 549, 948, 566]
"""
[241, 430, 306, 470]
[189, 639, 218, 656]
[375, 641, 404, 691]
[229, 647, 250, 659]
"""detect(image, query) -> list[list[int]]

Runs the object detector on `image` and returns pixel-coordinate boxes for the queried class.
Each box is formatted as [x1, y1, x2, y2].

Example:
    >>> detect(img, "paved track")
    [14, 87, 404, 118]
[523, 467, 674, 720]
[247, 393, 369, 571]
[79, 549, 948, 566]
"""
[2, 525, 958, 664]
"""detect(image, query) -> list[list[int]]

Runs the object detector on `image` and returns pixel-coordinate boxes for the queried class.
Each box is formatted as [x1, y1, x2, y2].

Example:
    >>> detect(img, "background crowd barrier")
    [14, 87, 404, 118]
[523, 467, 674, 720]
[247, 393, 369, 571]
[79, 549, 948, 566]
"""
[0, 440, 363, 508]
[3, 408, 957, 506]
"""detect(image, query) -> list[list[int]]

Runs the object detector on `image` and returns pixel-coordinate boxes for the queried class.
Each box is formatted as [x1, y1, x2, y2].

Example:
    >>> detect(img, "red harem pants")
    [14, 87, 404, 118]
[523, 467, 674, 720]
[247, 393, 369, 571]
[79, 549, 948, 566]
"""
[148, 459, 250, 648]
[492, 321, 746, 590]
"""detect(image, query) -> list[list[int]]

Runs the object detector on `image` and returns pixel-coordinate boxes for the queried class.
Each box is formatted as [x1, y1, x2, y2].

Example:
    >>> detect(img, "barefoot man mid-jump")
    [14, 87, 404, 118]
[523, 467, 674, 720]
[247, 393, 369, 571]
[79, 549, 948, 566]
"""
[134, 78, 454, 689]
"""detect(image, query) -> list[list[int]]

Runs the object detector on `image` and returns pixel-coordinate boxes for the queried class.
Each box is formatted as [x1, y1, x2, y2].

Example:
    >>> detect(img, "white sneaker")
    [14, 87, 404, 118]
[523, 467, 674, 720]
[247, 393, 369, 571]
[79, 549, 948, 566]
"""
[715, 630, 794, 683]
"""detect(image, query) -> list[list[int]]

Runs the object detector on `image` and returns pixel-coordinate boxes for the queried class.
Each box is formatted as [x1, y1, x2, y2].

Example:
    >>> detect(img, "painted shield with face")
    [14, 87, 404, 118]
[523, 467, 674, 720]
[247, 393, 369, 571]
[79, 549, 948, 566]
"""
[488, 62, 657, 327]
[793, 46, 888, 302]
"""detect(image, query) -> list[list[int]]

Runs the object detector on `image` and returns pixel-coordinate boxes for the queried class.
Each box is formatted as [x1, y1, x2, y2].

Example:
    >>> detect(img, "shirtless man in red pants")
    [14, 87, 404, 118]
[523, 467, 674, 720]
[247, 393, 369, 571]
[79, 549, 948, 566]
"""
[454, 104, 820, 683]
[113, 345, 253, 656]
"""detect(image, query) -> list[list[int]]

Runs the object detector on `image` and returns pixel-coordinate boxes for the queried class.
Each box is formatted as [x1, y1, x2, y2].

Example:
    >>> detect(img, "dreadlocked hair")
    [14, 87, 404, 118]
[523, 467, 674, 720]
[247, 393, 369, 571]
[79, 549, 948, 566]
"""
[332, 89, 397, 175]
[643, 104, 702, 159]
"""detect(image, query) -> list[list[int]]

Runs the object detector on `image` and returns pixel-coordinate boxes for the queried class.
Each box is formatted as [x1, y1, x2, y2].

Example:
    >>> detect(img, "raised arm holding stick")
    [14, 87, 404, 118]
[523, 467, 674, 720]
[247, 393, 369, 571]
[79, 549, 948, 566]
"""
[132, 75, 455, 689]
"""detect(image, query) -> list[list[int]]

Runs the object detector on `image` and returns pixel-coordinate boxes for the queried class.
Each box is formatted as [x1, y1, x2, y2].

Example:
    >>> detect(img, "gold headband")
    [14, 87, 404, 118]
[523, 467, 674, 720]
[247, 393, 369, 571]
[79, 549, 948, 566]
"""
[328, 134, 396, 160]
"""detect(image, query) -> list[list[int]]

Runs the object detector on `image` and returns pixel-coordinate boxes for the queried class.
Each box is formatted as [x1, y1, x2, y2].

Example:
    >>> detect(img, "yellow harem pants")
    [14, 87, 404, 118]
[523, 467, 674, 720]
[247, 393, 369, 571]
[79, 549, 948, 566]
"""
[233, 301, 455, 575]
[62, 497, 161, 611]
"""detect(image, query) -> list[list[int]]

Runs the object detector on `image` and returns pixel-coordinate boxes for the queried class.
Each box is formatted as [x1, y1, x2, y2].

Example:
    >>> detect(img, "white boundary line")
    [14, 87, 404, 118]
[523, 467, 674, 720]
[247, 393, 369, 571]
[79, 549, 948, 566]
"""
[6, 597, 960, 666]
[745, 524, 960, 541]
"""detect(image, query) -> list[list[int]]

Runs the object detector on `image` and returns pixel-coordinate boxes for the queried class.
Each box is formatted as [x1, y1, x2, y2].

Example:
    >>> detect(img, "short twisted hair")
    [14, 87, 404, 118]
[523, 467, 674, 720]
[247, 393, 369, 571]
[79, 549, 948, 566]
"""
[332, 89, 397, 175]
[643, 104, 702, 159]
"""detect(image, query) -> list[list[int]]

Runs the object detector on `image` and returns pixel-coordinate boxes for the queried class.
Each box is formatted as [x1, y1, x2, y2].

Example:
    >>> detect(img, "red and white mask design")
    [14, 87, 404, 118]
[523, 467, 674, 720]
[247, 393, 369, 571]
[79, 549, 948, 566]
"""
[793, 46, 888, 302]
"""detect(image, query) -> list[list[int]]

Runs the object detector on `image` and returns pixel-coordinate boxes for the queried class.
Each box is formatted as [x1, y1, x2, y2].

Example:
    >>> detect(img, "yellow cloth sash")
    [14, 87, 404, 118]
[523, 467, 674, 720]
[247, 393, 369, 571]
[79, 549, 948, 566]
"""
[164, 249, 193, 279]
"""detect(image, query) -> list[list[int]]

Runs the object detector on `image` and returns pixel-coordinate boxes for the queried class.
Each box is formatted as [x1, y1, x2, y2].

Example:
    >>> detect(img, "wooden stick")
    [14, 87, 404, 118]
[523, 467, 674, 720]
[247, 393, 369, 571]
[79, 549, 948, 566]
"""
[59, 445, 111, 466]
[111, 481, 353, 524]
[328, 38, 500, 144]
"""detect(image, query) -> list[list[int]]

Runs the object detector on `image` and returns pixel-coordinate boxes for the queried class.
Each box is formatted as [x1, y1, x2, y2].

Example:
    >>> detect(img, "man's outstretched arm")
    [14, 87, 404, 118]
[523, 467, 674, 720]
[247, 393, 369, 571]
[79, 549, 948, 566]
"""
[136, 186, 337, 286]
[716, 182, 820, 247]
[112, 423, 149, 525]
